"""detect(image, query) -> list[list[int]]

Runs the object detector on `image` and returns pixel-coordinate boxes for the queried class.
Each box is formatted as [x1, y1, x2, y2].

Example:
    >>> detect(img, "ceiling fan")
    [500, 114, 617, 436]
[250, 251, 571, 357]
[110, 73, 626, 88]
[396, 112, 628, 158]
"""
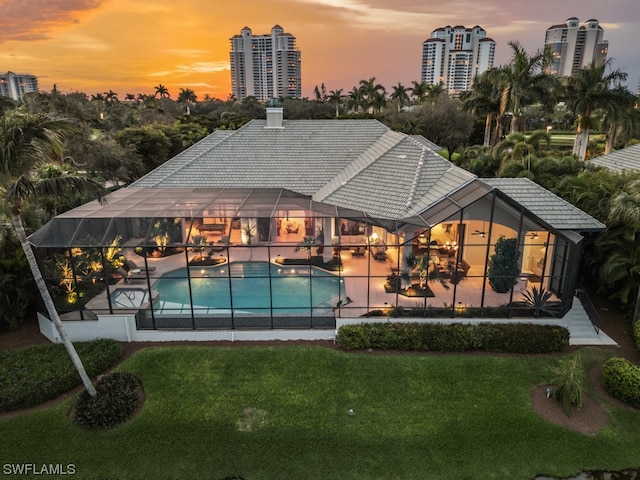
[528, 232, 540, 239]
[471, 223, 487, 237]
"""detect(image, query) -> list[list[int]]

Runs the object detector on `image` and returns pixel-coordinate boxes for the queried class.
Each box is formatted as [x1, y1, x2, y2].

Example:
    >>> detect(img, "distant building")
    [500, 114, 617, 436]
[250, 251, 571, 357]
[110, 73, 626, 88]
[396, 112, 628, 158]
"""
[230, 25, 301, 102]
[0, 71, 38, 100]
[544, 18, 608, 78]
[421, 25, 495, 95]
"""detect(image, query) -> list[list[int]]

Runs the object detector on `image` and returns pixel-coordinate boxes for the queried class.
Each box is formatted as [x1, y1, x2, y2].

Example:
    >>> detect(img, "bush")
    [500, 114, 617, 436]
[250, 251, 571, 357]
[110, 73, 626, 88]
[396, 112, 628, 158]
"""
[0, 339, 123, 413]
[603, 357, 640, 409]
[336, 322, 569, 353]
[634, 321, 640, 354]
[73, 371, 141, 429]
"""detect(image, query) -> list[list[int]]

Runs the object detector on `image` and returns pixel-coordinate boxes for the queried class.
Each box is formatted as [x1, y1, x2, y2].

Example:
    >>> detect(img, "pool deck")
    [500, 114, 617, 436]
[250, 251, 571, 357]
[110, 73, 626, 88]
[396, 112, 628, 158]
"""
[72, 243, 619, 346]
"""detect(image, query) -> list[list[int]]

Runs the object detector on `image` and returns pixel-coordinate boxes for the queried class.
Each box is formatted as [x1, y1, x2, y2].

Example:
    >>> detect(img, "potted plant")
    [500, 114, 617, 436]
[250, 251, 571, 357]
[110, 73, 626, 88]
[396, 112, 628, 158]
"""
[487, 236, 520, 293]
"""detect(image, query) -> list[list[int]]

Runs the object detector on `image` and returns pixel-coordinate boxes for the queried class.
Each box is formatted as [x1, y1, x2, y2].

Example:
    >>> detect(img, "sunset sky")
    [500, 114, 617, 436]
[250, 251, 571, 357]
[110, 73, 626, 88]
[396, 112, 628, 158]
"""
[1, 0, 638, 100]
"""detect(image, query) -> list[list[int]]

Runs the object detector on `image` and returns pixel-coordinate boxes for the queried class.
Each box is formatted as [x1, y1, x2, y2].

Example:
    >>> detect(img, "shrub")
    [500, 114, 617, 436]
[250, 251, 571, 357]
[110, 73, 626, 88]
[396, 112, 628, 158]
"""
[475, 323, 569, 353]
[73, 371, 141, 429]
[336, 322, 569, 353]
[551, 353, 584, 415]
[603, 357, 640, 409]
[634, 321, 640, 354]
[0, 339, 122, 413]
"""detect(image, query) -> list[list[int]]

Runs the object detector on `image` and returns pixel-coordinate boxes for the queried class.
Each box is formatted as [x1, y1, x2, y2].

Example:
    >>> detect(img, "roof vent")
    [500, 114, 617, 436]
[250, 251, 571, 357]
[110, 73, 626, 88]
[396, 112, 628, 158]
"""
[265, 97, 284, 129]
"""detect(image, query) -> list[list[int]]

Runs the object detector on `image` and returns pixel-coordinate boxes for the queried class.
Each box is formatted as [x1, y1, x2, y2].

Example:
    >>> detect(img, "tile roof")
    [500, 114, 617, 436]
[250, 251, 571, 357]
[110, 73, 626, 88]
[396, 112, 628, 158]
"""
[132, 119, 476, 220]
[588, 143, 640, 173]
[481, 178, 605, 231]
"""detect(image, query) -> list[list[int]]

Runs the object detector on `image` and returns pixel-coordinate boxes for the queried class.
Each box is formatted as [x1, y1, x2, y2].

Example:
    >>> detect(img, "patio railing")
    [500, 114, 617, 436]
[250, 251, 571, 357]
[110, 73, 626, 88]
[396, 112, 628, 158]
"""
[575, 284, 600, 334]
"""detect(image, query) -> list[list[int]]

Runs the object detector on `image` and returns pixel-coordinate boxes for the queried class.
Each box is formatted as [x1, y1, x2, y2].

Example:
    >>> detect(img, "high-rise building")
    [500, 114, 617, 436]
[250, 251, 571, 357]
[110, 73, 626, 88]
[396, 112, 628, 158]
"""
[0, 71, 38, 100]
[421, 25, 495, 95]
[230, 25, 301, 102]
[544, 18, 608, 78]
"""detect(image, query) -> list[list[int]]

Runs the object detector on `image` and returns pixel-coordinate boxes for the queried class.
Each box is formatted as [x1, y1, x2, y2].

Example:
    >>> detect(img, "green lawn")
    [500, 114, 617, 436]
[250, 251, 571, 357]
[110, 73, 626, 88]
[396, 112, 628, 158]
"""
[2, 346, 639, 480]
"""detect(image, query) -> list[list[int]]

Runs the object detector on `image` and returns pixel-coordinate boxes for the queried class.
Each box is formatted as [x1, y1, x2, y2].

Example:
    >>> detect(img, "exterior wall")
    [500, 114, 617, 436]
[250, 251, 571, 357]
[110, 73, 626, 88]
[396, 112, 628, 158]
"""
[229, 25, 301, 102]
[544, 18, 608, 78]
[0, 71, 38, 100]
[421, 26, 494, 95]
[38, 313, 335, 343]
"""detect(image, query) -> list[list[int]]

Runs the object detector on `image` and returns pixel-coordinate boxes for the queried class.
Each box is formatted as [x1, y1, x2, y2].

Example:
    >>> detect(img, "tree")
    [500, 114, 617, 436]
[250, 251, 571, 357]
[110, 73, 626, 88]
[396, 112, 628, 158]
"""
[601, 85, 638, 155]
[414, 96, 474, 159]
[358, 77, 386, 113]
[487, 236, 520, 293]
[154, 84, 170, 99]
[177, 88, 197, 114]
[327, 89, 344, 117]
[564, 61, 628, 161]
[390, 83, 410, 112]
[497, 41, 558, 135]
[347, 86, 365, 113]
[461, 70, 502, 148]
[410, 80, 429, 104]
[0, 112, 105, 396]
[104, 90, 119, 103]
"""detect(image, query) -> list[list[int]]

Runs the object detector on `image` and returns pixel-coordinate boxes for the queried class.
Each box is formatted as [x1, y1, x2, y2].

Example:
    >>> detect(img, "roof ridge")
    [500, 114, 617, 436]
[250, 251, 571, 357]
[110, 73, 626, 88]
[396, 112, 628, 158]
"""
[313, 129, 405, 201]
[405, 147, 427, 209]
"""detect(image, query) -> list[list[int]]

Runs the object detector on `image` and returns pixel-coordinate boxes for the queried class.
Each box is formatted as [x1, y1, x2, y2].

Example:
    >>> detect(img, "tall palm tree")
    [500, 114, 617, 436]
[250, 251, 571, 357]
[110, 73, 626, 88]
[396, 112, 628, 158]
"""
[0, 112, 105, 396]
[347, 86, 365, 113]
[600, 85, 637, 155]
[497, 41, 558, 135]
[425, 82, 446, 102]
[154, 84, 170, 99]
[390, 83, 410, 112]
[460, 70, 502, 148]
[358, 77, 386, 113]
[177, 88, 198, 114]
[328, 89, 344, 117]
[565, 61, 628, 161]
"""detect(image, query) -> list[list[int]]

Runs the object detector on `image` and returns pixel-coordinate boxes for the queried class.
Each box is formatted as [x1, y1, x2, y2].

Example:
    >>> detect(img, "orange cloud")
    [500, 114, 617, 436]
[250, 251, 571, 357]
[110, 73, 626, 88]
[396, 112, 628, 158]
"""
[0, 0, 107, 43]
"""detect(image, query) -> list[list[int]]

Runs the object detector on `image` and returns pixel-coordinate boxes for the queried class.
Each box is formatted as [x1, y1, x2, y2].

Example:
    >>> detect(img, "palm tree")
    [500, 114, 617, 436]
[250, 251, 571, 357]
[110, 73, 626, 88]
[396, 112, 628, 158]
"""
[565, 61, 628, 161]
[0, 112, 106, 397]
[124, 93, 136, 103]
[497, 41, 558, 135]
[177, 88, 197, 114]
[358, 77, 386, 113]
[600, 85, 637, 155]
[154, 84, 170, 99]
[425, 82, 446, 102]
[347, 86, 365, 113]
[390, 83, 410, 112]
[104, 90, 119, 103]
[328, 89, 344, 117]
[460, 70, 502, 148]
[410, 80, 429, 104]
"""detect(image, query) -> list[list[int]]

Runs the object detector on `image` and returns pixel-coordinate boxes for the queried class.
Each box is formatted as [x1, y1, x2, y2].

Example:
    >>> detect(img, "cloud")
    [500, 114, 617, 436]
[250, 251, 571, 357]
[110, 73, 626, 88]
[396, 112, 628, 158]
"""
[0, 0, 107, 44]
[148, 61, 229, 78]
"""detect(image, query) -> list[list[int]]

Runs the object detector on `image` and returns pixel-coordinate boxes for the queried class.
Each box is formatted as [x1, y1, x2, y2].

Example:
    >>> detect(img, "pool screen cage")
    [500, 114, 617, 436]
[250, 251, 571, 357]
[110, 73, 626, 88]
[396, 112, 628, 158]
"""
[28, 186, 580, 329]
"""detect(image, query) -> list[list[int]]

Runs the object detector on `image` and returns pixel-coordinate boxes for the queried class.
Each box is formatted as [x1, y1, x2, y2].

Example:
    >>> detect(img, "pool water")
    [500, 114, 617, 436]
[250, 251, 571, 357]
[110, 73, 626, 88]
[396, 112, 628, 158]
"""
[152, 261, 345, 315]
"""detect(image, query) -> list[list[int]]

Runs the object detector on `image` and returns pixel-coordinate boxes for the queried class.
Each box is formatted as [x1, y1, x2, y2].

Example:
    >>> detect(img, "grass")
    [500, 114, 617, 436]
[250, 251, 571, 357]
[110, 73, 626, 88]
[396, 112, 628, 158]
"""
[2, 345, 640, 479]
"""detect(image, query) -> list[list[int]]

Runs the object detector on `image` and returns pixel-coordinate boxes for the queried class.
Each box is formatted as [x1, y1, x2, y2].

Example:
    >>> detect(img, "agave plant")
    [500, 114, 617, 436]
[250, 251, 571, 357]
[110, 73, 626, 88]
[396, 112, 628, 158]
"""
[518, 286, 561, 318]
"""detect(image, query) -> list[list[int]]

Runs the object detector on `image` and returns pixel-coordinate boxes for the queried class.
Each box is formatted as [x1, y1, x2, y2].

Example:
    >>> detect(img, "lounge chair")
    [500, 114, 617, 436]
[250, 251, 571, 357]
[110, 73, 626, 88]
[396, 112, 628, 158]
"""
[125, 259, 156, 273]
[209, 235, 230, 253]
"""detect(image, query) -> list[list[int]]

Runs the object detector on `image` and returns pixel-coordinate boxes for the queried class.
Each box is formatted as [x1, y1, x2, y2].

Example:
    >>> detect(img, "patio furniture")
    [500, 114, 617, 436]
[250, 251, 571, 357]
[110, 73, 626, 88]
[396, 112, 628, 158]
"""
[198, 223, 226, 235]
[125, 259, 156, 273]
[210, 235, 230, 253]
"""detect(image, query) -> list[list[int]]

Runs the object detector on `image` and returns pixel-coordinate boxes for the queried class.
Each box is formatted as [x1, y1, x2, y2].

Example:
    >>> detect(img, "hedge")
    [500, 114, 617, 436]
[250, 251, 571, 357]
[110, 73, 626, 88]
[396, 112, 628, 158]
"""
[336, 322, 569, 353]
[0, 339, 123, 413]
[603, 357, 640, 409]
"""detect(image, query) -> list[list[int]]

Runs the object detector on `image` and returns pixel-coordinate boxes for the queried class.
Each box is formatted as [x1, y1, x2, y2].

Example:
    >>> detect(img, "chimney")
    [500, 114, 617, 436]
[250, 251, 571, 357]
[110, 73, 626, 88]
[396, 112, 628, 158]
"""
[265, 97, 284, 128]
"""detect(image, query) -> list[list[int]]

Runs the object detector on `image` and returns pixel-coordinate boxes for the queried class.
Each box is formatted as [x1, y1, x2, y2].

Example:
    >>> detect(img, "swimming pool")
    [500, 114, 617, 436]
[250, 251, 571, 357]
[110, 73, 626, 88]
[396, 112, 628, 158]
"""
[152, 261, 345, 316]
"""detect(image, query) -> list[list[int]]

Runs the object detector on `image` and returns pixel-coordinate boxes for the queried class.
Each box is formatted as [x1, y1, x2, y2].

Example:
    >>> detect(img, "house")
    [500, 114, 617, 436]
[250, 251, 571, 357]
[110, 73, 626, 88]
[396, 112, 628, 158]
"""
[31, 101, 605, 342]
[588, 143, 640, 173]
